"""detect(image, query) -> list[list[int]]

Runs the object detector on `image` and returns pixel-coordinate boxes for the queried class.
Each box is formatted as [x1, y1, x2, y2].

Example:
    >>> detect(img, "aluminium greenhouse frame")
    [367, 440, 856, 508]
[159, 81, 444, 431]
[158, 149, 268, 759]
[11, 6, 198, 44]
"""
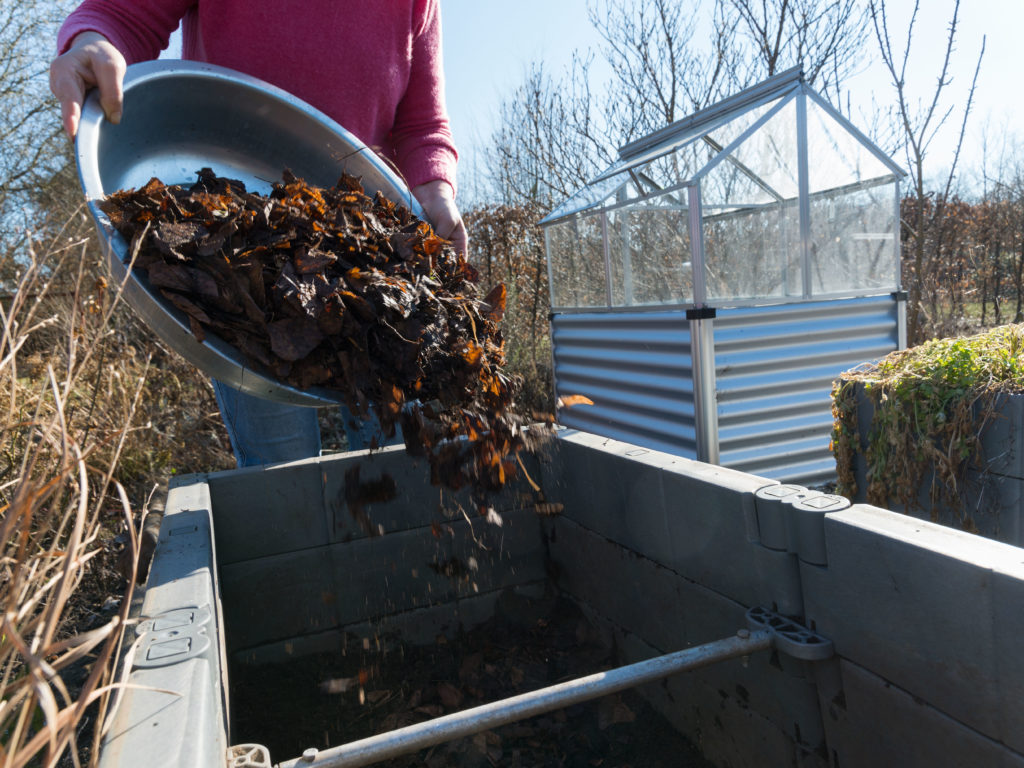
[541, 68, 907, 483]
[540, 66, 906, 312]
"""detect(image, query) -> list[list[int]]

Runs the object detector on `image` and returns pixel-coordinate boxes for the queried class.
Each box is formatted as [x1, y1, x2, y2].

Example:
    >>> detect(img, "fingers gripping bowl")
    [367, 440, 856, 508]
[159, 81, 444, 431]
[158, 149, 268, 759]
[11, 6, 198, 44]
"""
[75, 60, 425, 406]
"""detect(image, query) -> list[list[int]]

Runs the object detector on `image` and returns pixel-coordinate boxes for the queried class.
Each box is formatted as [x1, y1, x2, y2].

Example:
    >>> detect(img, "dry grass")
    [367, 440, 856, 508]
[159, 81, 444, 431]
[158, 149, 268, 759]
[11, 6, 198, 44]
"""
[0, 213, 232, 767]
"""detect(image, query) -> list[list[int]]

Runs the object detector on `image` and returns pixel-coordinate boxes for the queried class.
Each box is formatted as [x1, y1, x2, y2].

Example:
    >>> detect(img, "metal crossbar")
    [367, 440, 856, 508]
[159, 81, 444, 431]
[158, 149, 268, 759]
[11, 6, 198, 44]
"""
[275, 629, 771, 768]
[271, 607, 831, 768]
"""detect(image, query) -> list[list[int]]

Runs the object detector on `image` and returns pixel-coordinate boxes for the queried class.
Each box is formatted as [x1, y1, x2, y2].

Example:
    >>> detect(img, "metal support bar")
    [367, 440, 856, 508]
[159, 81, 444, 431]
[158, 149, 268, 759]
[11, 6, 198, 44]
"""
[600, 209, 613, 307]
[796, 88, 812, 300]
[276, 629, 773, 768]
[687, 184, 707, 307]
[689, 310, 720, 465]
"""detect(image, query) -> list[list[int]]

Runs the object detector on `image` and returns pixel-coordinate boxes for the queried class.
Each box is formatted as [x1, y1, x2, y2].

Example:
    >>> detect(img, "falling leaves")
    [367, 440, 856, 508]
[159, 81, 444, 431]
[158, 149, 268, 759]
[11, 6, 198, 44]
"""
[343, 464, 398, 534]
[101, 168, 553, 511]
[533, 502, 564, 517]
[557, 394, 594, 409]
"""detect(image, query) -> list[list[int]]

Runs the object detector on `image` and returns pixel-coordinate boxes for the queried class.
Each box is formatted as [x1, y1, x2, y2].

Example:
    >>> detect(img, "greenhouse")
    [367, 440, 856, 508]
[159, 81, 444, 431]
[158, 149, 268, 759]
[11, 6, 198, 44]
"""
[541, 67, 906, 483]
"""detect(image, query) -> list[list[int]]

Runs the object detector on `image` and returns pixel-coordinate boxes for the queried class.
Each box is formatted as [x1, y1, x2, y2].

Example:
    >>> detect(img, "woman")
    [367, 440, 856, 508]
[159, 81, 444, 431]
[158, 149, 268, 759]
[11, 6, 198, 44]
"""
[50, 1, 467, 466]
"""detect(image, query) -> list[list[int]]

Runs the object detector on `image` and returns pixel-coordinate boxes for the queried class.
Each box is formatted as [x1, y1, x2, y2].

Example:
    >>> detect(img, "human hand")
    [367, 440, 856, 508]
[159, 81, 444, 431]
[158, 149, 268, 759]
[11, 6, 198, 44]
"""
[412, 179, 468, 257]
[49, 31, 126, 138]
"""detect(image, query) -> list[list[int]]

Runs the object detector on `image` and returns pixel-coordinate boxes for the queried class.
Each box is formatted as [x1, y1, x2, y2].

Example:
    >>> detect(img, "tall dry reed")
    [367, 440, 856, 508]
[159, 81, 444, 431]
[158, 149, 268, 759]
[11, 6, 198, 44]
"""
[0, 213, 164, 768]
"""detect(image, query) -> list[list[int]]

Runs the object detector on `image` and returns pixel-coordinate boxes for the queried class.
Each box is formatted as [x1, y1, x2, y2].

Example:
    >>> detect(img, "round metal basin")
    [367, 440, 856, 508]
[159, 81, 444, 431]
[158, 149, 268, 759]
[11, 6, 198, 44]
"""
[75, 59, 424, 406]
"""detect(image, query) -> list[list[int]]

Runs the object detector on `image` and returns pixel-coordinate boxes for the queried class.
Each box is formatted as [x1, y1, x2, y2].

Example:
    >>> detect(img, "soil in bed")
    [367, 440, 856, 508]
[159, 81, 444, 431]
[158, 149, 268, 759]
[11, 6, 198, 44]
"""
[230, 591, 715, 768]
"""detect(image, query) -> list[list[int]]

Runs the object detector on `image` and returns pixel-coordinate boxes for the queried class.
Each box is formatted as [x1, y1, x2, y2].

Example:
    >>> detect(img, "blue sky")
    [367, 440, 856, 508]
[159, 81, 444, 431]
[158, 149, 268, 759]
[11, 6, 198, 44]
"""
[162, 1, 1021, 196]
[440, 1, 605, 192]
[441, 0, 1023, 195]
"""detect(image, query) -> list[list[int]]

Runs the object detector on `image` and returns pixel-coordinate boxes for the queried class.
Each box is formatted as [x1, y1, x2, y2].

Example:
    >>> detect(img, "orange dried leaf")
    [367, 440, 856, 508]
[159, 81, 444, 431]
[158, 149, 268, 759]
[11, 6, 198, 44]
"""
[481, 283, 507, 322]
[557, 395, 594, 408]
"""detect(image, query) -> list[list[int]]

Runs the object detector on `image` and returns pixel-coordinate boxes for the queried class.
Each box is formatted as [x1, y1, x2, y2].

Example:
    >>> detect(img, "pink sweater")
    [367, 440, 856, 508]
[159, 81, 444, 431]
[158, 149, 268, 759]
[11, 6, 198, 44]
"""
[58, 0, 458, 192]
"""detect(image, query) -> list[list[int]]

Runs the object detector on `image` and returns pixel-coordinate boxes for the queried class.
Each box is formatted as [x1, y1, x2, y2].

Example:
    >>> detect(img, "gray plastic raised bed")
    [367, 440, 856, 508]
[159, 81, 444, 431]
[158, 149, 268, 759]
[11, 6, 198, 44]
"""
[100, 430, 1024, 768]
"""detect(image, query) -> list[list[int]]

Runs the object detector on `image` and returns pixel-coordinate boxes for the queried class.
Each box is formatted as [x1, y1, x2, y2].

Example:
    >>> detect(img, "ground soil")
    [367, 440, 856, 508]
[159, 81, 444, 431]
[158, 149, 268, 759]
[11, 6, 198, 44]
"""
[231, 591, 715, 768]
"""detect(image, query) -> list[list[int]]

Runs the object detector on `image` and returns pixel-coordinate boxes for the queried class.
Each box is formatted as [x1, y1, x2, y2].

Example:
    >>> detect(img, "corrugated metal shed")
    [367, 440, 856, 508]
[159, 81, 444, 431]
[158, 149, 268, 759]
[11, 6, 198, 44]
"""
[552, 311, 697, 457]
[713, 296, 900, 483]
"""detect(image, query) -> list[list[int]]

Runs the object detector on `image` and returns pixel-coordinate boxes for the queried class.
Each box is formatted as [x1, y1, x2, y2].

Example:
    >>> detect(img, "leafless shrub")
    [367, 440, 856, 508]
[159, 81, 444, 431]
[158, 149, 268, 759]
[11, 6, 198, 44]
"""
[465, 203, 554, 412]
[869, 0, 985, 343]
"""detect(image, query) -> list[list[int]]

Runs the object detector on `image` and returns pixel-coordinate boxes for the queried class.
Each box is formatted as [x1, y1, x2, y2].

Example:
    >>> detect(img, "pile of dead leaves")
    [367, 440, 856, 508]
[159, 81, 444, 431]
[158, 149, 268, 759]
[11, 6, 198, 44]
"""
[100, 169, 547, 512]
[231, 592, 711, 767]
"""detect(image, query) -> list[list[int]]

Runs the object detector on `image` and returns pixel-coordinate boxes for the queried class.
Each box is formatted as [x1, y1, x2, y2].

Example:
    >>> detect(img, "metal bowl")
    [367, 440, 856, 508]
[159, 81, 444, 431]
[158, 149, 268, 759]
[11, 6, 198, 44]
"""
[76, 59, 424, 406]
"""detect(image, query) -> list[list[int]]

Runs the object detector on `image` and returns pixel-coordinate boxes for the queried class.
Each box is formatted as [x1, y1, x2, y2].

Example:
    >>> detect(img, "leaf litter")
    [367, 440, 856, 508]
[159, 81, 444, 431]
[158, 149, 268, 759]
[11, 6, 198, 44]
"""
[230, 591, 712, 767]
[100, 169, 552, 524]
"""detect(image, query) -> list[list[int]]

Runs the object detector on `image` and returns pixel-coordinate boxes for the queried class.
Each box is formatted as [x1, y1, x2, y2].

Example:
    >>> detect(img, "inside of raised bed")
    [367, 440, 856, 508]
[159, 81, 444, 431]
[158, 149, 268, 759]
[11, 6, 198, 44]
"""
[213, 448, 709, 766]
[206, 439, 834, 768]
[229, 589, 715, 767]
[111, 428, 1024, 768]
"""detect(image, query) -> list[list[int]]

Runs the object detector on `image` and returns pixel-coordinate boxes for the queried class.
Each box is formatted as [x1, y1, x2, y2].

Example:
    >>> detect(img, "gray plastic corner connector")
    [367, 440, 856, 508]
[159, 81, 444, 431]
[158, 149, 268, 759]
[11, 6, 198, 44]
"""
[754, 485, 850, 565]
[789, 493, 850, 565]
[135, 606, 214, 669]
[754, 484, 814, 550]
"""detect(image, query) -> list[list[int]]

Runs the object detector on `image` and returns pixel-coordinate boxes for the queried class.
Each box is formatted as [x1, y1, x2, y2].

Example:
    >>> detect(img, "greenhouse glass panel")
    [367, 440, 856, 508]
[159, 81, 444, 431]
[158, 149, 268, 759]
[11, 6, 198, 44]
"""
[606, 191, 693, 307]
[541, 69, 905, 309]
[808, 180, 898, 294]
[700, 99, 802, 301]
[630, 144, 716, 196]
[724, 97, 800, 201]
[544, 173, 638, 223]
[599, 90, 795, 186]
[546, 214, 608, 309]
[805, 95, 893, 194]
[702, 198, 801, 301]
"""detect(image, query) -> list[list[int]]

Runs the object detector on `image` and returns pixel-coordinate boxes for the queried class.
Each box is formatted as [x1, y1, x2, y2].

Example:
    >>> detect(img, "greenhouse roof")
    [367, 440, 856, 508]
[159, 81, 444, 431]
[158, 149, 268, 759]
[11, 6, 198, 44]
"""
[540, 67, 905, 226]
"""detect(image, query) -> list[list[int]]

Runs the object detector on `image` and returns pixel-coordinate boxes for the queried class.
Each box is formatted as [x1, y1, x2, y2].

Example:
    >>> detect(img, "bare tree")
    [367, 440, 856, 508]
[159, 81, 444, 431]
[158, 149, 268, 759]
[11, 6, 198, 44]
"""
[729, 0, 869, 106]
[489, 56, 615, 208]
[977, 129, 1024, 323]
[869, 0, 985, 342]
[590, 0, 870, 141]
[0, 1, 80, 271]
[485, 0, 874, 209]
[588, 0, 743, 142]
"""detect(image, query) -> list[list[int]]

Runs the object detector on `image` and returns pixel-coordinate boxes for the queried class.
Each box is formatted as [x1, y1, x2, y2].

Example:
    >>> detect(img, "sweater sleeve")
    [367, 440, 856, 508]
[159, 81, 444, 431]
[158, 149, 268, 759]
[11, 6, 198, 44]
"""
[389, 0, 459, 193]
[57, 0, 192, 64]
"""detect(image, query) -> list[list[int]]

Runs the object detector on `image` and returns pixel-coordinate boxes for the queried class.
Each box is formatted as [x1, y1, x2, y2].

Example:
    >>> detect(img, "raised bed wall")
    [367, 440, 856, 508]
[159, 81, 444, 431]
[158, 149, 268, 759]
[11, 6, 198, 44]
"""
[541, 430, 1024, 768]
[850, 383, 1024, 546]
[205, 445, 550, 663]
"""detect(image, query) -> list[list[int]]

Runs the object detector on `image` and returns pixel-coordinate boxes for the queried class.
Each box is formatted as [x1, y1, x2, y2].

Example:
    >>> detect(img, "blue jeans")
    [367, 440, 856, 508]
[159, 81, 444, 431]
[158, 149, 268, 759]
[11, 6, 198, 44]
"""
[212, 380, 396, 467]
[212, 380, 322, 467]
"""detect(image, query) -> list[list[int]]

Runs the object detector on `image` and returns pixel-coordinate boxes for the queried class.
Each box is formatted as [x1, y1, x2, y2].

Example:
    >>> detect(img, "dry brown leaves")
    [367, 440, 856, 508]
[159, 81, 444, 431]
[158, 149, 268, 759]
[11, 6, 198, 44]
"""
[100, 169, 548, 515]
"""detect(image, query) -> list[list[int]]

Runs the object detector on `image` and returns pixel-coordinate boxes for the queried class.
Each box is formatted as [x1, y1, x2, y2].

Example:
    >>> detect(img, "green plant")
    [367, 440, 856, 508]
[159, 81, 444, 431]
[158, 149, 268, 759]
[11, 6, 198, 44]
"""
[831, 324, 1024, 527]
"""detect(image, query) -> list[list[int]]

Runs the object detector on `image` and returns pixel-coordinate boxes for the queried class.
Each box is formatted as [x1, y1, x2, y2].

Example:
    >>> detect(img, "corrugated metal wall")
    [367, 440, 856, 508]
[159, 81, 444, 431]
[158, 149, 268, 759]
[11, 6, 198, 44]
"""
[551, 295, 900, 485]
[713, 296, 900, 483]
[551, 311, 698, 458]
